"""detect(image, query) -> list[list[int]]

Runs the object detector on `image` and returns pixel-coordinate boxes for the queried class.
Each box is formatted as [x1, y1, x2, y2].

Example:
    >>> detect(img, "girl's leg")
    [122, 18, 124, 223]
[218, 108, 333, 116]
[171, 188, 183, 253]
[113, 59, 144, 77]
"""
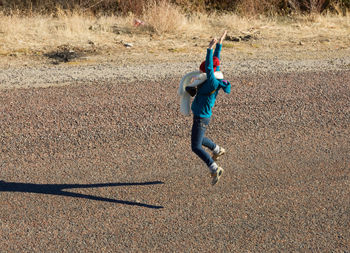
[203, 137, 222, 157]
[191, 117, 215, 167]
[202, 137, 216, 151]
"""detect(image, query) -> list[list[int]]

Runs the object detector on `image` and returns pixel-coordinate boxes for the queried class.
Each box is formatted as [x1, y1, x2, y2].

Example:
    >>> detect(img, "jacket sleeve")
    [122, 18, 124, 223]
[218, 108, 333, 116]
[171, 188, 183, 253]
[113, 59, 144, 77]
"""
[214, 43, 222, 60]
[221, 80, 231, 94]
[214, 44, 222, 72]
[201, 48, 219, 94]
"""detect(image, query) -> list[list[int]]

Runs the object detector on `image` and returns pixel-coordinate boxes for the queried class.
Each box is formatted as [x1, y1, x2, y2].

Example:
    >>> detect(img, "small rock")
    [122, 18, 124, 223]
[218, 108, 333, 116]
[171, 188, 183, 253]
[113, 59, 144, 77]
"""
[226, 35, 240, 42]
[226, 34, 254, 42]
[124, 43, 133, 48]
[319, 38, 330, 43]
[241, 35, 252, 41]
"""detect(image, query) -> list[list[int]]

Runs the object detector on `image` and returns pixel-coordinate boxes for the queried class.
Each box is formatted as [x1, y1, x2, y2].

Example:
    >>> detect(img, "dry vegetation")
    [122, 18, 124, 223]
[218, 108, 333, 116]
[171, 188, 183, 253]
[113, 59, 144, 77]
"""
[0, 0, 349, 65]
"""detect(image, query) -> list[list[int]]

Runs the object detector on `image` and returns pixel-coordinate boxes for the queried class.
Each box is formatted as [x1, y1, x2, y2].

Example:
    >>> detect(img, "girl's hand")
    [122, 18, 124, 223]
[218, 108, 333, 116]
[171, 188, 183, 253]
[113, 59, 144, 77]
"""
[208, 38, 218, 49]
[219, 30, 227, 44]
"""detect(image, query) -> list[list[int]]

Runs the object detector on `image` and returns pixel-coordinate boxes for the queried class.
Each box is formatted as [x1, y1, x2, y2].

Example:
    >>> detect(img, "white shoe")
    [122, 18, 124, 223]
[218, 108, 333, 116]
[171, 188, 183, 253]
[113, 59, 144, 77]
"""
[212, 147, 226, 161]
[210, 167, 224, 185]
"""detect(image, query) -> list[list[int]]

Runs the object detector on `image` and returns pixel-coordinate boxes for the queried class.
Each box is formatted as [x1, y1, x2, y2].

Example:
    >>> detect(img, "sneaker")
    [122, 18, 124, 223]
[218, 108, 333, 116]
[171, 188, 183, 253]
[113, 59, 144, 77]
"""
[212, 147, 226, 161]
[210, 167, 224, 185]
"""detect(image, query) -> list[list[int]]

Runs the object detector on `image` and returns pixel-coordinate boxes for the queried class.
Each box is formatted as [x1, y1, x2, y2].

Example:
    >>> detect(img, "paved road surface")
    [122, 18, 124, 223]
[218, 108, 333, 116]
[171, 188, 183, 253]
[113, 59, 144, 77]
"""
[1, 70, 349, 251]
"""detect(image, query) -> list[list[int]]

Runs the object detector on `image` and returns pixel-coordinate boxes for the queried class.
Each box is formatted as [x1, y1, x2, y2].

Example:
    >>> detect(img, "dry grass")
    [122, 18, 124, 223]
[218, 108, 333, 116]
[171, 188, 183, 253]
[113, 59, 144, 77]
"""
[0, 2, 349, 62]
[141, 0, 187, 33]
[0, 10, 132, 55]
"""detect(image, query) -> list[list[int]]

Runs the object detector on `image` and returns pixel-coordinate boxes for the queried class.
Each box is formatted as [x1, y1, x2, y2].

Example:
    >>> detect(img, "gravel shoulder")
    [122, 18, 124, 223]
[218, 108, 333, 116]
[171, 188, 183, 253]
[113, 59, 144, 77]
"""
[1, 47, 350, 90]
[1, 50, 350, 251]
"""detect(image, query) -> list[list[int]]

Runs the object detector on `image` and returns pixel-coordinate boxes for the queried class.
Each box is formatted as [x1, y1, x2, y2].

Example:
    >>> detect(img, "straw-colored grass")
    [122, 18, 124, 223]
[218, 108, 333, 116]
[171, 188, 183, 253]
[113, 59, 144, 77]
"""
[141, 0, 187, 33]
[0, 10, 133, 54]
[0, 1, 349, 62]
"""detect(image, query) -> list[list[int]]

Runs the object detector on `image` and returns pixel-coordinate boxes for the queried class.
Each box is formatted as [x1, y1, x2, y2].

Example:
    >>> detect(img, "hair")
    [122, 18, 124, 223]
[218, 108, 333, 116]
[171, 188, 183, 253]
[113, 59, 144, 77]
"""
[200, 57, 220, 72]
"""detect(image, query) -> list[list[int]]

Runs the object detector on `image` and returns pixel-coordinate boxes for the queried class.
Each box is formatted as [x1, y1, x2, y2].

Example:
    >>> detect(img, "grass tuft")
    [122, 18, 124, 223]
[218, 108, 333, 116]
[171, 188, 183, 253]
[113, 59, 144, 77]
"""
[141, 0, 187, 34]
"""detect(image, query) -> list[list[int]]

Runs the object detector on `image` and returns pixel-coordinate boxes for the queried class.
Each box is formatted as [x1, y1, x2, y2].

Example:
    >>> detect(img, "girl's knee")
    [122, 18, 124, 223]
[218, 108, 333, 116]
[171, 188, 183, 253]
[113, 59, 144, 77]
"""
[191, 143, 201, 153]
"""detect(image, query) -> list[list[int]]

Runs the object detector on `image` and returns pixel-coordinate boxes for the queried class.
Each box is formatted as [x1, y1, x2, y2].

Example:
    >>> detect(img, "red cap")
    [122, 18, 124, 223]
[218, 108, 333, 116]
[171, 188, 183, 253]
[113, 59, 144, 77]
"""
[200, 56, 220, 73]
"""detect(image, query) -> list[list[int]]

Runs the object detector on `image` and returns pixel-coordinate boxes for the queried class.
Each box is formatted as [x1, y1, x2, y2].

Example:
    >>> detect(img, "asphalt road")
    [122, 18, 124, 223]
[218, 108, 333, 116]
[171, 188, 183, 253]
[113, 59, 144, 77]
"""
[1, 70, 349, 252]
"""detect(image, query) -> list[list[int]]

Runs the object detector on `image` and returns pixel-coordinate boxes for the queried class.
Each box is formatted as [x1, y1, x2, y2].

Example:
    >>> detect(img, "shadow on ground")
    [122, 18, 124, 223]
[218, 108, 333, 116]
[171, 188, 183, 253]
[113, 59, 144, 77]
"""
[0, 180, 164, 209]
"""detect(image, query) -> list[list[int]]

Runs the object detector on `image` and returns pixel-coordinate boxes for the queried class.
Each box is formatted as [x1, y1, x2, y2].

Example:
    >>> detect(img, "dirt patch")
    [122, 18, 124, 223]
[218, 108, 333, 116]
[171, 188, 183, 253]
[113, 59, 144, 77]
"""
[44, 44, 97, 64]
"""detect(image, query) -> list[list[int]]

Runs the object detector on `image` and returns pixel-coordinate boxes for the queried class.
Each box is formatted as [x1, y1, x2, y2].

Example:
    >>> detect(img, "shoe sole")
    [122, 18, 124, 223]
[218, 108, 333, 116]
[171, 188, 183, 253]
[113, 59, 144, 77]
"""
[212, 150, 225, 161]
[211, 168, 224, 185]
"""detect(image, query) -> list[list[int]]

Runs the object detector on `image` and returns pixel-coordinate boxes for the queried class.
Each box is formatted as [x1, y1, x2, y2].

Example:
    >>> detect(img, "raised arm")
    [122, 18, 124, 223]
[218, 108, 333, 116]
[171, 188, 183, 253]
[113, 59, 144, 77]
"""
[206, 38, 218, 79]
[214, 31, 227, 70]
[219, 30, 227, 45]
[199, 38, 219, 94]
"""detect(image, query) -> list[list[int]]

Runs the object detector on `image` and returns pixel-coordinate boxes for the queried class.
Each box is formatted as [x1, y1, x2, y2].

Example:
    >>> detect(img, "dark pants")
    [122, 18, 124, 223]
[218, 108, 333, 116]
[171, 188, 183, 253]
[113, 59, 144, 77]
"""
[191, 116, 216, 167]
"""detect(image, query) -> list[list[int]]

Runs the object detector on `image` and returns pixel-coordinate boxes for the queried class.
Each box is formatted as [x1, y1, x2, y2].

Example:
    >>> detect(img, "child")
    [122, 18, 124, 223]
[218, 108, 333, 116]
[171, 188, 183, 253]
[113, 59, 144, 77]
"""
[190, 31, 231, 185]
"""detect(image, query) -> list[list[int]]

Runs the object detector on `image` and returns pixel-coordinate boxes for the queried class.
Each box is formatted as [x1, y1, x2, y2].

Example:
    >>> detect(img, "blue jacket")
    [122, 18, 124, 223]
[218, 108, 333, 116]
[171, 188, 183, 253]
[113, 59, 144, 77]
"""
[191, 44, 231, 118]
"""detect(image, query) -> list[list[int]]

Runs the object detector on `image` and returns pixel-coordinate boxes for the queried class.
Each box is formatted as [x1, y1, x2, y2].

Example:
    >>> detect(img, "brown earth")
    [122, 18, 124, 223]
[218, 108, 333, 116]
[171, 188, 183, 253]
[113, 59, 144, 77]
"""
[1, 70, 350, 251]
